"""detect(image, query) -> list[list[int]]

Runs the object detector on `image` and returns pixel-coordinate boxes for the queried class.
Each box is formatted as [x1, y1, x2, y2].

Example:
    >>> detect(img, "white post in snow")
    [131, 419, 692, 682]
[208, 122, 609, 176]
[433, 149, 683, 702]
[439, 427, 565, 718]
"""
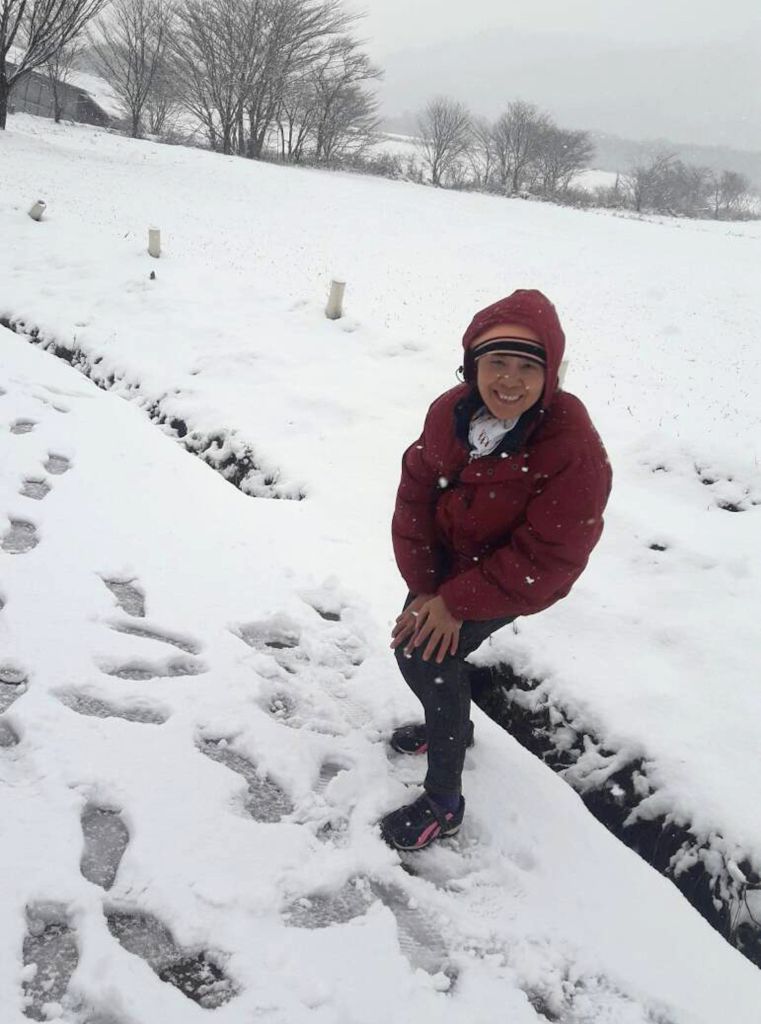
[28, 200, 46, 222]
[148, 227, 161, 258]
[325, 280, 345, 320]
[558, 359, 569, 388]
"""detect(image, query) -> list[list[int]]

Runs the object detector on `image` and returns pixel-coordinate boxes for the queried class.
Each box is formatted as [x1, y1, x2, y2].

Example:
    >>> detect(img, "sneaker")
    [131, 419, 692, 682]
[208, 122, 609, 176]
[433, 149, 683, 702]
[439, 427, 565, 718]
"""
[389, 720, 475, 756]
[380, 792, 465, 851]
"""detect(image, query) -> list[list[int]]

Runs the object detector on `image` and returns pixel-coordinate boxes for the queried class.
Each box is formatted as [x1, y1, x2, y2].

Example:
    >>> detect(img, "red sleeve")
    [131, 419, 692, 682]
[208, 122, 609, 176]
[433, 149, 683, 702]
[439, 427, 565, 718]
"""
[438, 437, 611, 621]
[391, 399, 452, 595]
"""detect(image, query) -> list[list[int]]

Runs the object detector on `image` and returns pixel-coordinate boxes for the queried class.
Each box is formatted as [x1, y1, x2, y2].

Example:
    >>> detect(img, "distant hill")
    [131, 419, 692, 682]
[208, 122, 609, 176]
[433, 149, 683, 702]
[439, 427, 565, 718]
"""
[588, 133, 761, 189]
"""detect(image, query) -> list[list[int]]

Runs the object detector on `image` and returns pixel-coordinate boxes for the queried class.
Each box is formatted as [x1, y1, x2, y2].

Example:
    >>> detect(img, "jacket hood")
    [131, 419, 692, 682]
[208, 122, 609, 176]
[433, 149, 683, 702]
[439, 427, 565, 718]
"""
[461, 289, 566, 410]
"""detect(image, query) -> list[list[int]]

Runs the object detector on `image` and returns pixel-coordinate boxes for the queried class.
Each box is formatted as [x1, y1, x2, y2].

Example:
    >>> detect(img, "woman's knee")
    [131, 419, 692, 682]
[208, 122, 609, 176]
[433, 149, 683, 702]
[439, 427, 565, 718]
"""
[395, 644, 461, 687]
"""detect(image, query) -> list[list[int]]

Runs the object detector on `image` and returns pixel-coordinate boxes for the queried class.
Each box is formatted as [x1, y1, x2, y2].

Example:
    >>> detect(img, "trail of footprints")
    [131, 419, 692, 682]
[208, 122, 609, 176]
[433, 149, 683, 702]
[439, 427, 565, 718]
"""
[20, 806, 238, 1015]
[18, 607, 453, 1014]
[646, 455, 761, 513]
[0, 395, 457, 1007]
[1, 442, 71, 553]
[1, 391, 73, 550]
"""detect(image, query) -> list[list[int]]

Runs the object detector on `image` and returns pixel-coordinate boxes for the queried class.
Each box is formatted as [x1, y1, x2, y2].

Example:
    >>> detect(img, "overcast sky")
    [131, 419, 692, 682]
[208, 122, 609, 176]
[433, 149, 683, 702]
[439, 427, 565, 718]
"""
[347, 0, 761, 150]
[350, 0, 759, 55]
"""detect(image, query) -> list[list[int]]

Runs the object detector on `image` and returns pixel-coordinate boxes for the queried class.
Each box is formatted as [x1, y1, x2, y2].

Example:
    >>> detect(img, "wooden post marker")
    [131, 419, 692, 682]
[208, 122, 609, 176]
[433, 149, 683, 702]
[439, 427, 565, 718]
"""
[148, 227, 161, 258]
[325, 280, 345, 320]
[28, 200, 46, 221]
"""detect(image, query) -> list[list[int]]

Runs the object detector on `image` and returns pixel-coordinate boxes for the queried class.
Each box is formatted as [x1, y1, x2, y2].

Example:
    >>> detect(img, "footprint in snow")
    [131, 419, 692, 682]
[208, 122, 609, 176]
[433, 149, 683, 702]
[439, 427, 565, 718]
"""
[265, 690, 298, 724]
[1, 520, 39, 554]
[57, 690, 169, 724]
[22, 906, 79, 1021]
[696, 464, 760, 512]
[44, 453, 71, 475]
[10, 419, 37, 434]
[237, 620, 302, 673]
[102, 578, 145, 618]
[238, 615, 370, 734]
[102, 656, 207, 680]
[369, 880, 456, 984]
[0, 717, 20, 747]
[309, 602, 342, 622]
[522, 968, 671, 1024]
[105, 911, 237, 1009]
[20, 478, 51, 501]
[0, 663, 28, 713]
[259, 687, 345, 737]
[80, 806, 130, 890]
[198, 737, 293, 822]
[33, 393, 70, 414]
[237, 614, 365, 682]
[284, 878, 373, 929]
[315, 759, 350, 796]
[109, 621, 202, 655]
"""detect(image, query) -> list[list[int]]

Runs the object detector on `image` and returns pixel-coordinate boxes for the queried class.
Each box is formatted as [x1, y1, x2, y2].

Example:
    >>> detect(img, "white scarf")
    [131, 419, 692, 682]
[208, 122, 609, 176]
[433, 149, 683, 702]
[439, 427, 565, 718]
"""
[468, 406, 520, 459]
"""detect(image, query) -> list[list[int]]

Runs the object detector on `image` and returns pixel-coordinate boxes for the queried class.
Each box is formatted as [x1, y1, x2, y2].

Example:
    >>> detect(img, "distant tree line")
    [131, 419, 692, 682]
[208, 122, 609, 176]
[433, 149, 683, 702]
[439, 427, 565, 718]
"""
[411, 95, 757, 220]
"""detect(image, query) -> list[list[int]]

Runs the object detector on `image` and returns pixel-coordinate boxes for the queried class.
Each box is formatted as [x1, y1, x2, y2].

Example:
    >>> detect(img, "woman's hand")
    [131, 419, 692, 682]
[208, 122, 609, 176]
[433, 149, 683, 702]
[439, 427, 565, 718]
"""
[390, 594, 435, 651]
[399, 595, 463, 664]
[411, 595, 463, 663]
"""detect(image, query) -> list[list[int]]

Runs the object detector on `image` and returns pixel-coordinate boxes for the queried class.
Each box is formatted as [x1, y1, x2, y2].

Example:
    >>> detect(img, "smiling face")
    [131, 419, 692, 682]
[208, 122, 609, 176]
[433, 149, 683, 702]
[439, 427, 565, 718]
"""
[473, 323, 546, 420]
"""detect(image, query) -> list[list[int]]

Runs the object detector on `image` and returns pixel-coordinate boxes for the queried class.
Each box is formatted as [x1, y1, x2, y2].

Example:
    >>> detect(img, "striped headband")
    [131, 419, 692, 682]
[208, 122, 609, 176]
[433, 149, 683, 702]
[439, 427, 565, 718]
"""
[470, 337, 547, 367]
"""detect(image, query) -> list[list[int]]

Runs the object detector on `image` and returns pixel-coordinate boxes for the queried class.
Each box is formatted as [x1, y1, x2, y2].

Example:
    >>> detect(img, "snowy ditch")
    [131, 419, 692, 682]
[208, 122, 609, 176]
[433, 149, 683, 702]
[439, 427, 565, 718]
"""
[471, 664, 761, 970]
[0, 316, 304, 501]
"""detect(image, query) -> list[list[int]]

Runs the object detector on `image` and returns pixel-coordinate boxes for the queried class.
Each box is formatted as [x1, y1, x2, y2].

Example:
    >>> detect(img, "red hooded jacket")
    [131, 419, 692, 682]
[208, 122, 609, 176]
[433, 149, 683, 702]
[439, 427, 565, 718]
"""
[392, 291, 612, 621]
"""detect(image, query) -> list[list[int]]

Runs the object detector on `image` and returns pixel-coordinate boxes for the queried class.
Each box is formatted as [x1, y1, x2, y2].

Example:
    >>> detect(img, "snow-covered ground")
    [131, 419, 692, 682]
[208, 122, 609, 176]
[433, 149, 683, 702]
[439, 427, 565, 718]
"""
[1, 112, 761, 1020]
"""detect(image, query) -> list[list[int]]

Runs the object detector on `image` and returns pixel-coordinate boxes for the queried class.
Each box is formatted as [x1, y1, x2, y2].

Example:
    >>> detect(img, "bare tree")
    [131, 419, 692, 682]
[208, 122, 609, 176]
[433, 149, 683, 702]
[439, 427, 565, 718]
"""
[491, 100, 550, 193]
[143, 47, 178, 134]
[90, 0, 172, 137]
[534, 125, 594, 195]
[1, 0, 108, 128]
[416, 96, 471, 187]
[625, 151, 677, 213]
[467, 116, 496, 189]
[708, 169, 753, 220]
[246, 0, 354, 160]
[310, 35, 379, 162]
[276, 69, 314, 160]
[171, 0, 264, 155]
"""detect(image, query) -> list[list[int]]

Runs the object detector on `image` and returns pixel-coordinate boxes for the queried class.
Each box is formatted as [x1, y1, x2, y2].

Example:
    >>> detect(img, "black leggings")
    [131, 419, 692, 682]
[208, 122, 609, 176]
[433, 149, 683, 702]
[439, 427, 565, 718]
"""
[394, 595, 513, 796]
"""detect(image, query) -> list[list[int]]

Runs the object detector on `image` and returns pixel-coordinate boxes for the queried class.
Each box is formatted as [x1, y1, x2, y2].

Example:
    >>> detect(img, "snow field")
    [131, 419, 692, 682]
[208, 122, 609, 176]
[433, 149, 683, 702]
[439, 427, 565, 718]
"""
[1, 327, 759, 1022]
[1, 114, 761, 1019]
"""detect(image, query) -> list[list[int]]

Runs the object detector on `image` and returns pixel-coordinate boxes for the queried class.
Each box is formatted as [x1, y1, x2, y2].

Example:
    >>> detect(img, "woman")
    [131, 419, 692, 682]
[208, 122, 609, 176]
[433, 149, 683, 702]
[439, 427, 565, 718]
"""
[381, 288, 612, 851]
